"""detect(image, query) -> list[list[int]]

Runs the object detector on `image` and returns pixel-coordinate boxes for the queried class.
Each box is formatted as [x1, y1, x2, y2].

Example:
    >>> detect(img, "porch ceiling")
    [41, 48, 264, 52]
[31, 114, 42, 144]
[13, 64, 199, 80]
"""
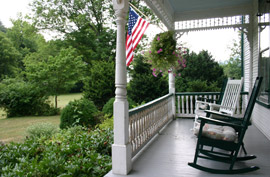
[144, 0, 253, 30]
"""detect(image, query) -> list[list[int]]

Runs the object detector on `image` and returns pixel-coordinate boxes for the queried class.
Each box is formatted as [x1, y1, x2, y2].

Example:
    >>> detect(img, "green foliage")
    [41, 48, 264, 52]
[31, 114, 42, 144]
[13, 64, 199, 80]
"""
[221, 57, 241, 79]
[98, 115, 114, 130]
[147, 31, 176, 68]
[24, 46, 86, 108]
[144, 31, 187, 76]
[102, 97, 136, 116]
[26, 122, 59, 139]
[0, 20, 6, 33]
[176, 50, 225, 92]
[0, 32, 21, 79]
[0, 126, 113, 176]
[221, 36, 242, 79]
[6, 18, 46, 71]
[128, 55, 168, 104]
[30, 0, 116, 63]
[65, 28, 117, 63]
[83, 60, 115, 109]
[186, 80, 220, 92]
[0, 78, 56, 117]
[60, 98, 99, 129]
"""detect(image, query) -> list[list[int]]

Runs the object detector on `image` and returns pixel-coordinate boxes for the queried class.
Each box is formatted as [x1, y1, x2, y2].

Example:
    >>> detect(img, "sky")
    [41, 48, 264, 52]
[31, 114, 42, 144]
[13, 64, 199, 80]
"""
[0, 0, 239, 62]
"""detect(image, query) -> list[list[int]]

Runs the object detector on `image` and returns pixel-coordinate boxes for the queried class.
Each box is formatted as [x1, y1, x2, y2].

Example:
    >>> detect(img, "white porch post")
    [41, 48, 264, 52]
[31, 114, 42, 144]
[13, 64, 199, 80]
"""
[169, 72, 176, 118]
[112, 0, 132, 175]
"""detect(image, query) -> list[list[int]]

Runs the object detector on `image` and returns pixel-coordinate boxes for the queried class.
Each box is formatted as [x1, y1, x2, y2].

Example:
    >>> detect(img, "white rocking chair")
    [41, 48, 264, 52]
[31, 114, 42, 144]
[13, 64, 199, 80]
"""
[193, 78, 244, 131]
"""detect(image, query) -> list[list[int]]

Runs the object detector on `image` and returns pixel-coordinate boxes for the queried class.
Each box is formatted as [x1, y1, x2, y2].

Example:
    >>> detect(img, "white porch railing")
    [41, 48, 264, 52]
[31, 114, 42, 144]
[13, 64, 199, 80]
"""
[129, 94, 173, 157]
[176, 92, 249, 118]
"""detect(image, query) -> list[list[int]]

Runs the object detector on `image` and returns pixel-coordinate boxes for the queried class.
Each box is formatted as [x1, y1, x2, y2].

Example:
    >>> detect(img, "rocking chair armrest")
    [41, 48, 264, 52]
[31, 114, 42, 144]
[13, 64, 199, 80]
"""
[204, 110, 242, 122]
[196, 100, 211, 105]
[198, 116, 243, 129]
[208, 103, 233, 110]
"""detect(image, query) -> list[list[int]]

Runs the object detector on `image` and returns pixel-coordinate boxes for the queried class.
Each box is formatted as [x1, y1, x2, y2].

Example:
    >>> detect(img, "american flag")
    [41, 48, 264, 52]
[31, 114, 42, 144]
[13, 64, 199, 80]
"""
[126, 7, 149, 66]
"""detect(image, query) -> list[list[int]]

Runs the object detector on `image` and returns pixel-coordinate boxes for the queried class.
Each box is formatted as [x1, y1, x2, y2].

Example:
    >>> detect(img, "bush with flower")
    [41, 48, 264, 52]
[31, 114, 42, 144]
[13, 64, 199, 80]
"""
[144, 31, 187, 77]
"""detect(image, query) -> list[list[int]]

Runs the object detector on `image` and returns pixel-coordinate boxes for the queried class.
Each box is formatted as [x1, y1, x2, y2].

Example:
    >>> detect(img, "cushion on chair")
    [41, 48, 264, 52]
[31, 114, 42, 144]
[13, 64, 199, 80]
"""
[194, 124, 237, 142]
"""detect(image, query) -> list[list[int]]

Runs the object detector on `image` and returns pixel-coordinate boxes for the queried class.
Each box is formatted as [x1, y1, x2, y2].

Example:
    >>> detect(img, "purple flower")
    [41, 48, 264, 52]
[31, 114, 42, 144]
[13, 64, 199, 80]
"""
[160, 70, 162, 73]
[157, 36, 160, 41]
[149, 50, 152, 54]
[153, 68, 156, 72]
[152, 72, 157, 77]
[172, 51, 175, 55]
[182, 64, 186, 68]
[157, 48, 163, 54]
[168, 70, 172, 73]
[173, 73, 176, 77]
[178, 73, 181, 77]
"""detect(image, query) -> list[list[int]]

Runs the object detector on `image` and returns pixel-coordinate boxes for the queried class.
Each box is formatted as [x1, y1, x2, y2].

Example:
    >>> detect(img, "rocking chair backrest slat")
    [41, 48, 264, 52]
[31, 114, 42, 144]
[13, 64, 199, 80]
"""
[219, 78, 243, 115]
[217, 78, 228, 104]
[242, 77, 263, 127]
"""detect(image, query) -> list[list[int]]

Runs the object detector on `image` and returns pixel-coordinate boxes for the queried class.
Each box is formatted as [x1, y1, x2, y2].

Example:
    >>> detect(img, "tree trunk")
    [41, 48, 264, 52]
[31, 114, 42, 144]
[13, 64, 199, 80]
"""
[55, 95, 58, 108]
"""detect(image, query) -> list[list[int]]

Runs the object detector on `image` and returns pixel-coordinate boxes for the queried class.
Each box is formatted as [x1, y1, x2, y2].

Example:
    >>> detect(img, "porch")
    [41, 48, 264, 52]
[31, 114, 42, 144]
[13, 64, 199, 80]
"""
[106, 118, 270, 177]
[111, 0, 270, 175]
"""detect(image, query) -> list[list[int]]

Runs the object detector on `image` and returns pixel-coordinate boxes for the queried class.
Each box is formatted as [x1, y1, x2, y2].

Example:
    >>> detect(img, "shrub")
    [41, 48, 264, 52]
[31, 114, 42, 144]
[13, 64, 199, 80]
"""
[60, 98, 99, 129]
[102, 97, 136, 116]
[98, 115, 114, 130]
[0, 126, 113, 176]
[0, 78, 56, 117]
[26, 122, 59, 139]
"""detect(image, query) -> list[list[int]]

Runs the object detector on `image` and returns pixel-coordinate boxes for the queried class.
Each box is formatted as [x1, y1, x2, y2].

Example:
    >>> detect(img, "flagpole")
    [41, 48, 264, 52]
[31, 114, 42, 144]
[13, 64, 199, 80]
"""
[129, 2, 165, 32]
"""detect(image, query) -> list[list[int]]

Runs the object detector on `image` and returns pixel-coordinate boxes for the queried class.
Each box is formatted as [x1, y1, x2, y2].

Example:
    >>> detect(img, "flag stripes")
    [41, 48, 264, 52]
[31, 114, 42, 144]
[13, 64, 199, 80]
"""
[126, 7, 149, 66]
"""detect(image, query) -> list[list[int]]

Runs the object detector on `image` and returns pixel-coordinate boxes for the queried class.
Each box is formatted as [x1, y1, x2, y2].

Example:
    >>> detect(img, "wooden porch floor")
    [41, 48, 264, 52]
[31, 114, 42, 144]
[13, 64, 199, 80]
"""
[105, 119, 270, 177]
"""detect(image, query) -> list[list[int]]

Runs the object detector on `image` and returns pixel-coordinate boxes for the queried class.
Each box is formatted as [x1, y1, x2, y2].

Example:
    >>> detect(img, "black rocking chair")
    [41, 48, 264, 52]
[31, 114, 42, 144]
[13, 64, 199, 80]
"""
[188, 77, 263, 174]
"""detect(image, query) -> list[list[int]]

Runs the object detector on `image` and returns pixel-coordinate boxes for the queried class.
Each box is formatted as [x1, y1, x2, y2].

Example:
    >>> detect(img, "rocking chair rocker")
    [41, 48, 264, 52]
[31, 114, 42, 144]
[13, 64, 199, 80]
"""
[188, 77, 262, 174]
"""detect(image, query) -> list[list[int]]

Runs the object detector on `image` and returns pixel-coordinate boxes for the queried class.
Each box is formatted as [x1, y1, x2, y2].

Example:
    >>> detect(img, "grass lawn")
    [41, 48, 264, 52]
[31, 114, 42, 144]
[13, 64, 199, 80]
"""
[0, 116, 60, 143]
[49, 93, 83, 109]
[0, 93, 82, 143]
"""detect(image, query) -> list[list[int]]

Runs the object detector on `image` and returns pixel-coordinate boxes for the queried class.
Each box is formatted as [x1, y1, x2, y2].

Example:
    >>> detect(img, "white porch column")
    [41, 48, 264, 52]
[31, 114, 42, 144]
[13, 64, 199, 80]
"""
[112, 0, 132, 175]
[169, 72, 176, 118]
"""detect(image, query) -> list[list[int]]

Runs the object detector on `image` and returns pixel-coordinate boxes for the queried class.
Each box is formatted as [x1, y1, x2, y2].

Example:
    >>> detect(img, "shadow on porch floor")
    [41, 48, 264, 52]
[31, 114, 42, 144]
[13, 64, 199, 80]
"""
[105, 119, 270, 177]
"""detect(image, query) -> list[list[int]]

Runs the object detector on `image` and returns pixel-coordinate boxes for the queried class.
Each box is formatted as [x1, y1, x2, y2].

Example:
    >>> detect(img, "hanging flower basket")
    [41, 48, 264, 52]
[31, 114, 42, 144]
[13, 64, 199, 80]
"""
[144, 31, 187, 77]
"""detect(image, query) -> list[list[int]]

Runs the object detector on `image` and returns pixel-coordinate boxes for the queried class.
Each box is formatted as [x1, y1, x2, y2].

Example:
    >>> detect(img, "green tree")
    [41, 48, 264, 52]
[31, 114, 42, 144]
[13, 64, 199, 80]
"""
[30, 0, 116, 63]
[7, 18, 41, 53]
[6, 18, 46, 70]
[176, 50, 225, 92]
[128, 55, 168, 104]
[83, 60, 115, 109]
[221, 37, 241, 79]
[0, 32, 21, 79]
[24, 47, 86, 108]
[0, 20, 6, 33]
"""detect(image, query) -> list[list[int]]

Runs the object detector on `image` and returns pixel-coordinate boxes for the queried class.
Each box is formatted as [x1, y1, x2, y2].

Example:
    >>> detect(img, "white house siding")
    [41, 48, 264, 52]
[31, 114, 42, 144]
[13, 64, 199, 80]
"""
[243, 0, 270, 141]
[253, 104, 270, 140]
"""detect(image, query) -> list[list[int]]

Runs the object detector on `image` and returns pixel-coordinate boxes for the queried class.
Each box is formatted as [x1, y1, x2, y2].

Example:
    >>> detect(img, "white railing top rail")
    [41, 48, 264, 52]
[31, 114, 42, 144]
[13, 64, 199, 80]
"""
[129, 93, 173, 116]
